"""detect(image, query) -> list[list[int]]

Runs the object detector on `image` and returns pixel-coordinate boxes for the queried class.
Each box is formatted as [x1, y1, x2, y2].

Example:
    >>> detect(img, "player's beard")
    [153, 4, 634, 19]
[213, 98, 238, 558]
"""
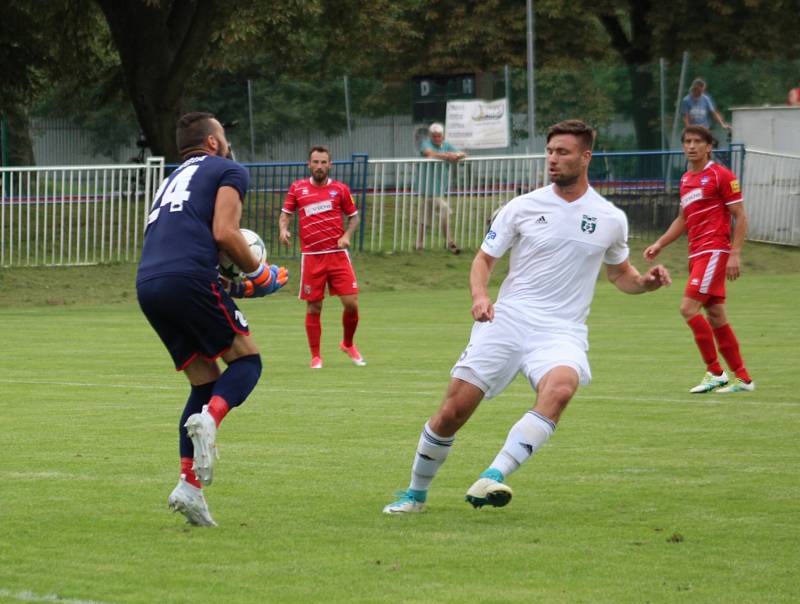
[312, 167, 329, 184]
[550, 158, 582, 188]
[210, 135, 230, 159]
[551, 170, 580, 188]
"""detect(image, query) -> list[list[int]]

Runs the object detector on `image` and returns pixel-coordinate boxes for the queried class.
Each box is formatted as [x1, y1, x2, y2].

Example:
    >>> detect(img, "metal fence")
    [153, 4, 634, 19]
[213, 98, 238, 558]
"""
[3, 144, 796, 269]
[0, 157, 163, 267]
[363, 145, 746, 252]
[742, 149, 800, 246]
[30, 117, 142, 166]
[234, 155, 369, 258]
[365, 155, 547, 252]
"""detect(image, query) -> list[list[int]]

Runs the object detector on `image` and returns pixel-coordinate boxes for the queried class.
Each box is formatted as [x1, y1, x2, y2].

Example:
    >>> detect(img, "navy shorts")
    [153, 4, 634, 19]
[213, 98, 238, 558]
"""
[137, 275, 250, 370]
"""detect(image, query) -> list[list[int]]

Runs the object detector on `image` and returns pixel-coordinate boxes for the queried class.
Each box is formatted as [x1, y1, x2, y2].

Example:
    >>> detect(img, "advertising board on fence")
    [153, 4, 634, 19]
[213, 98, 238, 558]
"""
[445, 98, 509, 150]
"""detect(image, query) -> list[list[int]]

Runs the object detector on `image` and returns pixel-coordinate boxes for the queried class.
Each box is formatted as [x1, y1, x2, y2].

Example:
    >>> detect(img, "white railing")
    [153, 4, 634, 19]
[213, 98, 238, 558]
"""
[742, 149, 800, 246]
[366, 154, 548, 252]
[2, 149, 795, 268]
[0, 157, 164, 267]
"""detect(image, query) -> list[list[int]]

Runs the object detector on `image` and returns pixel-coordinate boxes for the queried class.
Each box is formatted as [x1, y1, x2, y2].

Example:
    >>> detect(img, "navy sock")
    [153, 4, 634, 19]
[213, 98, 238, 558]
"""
[179, 382, 215, 458]
[213, 354, 263, 409]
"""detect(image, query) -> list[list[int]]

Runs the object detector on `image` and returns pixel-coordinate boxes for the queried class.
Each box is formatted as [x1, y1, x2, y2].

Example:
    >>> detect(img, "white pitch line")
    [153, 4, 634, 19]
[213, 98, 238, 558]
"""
[0, 378, 436, 396]
[0, 589, 113, 604]
[1, 378, 796, 406]
[0, 378, 177, 390]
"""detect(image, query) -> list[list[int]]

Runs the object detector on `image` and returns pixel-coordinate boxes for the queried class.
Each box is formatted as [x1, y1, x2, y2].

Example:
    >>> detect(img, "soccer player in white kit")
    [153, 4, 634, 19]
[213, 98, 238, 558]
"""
[383, 120, 672, 513]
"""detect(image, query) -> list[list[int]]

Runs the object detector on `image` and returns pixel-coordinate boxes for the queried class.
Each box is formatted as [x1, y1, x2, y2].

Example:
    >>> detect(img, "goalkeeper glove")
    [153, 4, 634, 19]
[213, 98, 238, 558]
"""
[230, 263, 288, 298]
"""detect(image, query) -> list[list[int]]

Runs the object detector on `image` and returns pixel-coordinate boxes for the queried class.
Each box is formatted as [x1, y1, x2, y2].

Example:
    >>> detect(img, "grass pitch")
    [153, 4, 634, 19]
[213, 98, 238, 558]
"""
[1, 242, 799, 603]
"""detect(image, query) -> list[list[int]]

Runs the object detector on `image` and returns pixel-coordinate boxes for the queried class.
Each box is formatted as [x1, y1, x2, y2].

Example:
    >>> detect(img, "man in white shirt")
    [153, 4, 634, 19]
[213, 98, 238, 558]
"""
[383, 120, 672, 514]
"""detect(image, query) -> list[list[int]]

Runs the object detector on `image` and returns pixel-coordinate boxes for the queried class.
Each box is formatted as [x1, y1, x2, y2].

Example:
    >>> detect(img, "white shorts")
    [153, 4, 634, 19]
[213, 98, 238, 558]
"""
[451, 311, 591, 399]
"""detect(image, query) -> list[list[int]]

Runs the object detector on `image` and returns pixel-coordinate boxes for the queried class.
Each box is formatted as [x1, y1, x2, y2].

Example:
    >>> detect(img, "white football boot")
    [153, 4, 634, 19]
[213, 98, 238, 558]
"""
[716, 378, 755, 393]
[184, 405, 218, 486]
[465, 477, 513, 509]
[168, 475, 217, 527]
[689, 371, 729, 393]
[382, 490, 426, 514]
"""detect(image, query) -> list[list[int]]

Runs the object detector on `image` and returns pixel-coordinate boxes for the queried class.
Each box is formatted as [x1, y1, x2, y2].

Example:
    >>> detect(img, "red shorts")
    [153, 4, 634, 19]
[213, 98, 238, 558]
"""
[299, 251, 358, 301]
[685, 251, 728, 307]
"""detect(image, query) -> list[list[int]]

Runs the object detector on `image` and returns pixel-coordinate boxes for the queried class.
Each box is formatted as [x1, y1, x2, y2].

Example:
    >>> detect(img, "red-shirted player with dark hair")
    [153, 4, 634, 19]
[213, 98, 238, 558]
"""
[279, 145, 365, 369]
[645, 125, 755, 393]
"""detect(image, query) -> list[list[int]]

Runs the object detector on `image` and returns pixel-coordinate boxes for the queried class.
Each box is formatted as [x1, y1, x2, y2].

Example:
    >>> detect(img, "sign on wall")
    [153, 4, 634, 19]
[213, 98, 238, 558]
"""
[412, 74, 476, 123]
[445, 98, 509, 150]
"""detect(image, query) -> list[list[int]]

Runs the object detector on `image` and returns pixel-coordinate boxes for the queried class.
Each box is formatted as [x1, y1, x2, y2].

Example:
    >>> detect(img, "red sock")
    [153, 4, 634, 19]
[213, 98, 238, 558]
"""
[713, 324, 752, 382]
[686, 315, 724, 375]
[207, 395, 230, 427]
[181, 457, 202, 488]
[342, 309, 359, 347]
[305, 312, 321, 357]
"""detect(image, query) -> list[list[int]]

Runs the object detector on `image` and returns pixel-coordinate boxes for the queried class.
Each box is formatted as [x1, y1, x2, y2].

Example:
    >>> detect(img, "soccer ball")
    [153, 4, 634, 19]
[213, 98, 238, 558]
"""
[218, 228, 267, 281]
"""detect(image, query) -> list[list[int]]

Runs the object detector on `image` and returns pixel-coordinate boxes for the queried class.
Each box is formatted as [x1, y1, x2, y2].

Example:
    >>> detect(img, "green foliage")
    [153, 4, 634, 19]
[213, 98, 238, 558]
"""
[1, 3, 47, 107]
[12, 0, 800, 160]
[689, 58, 800, 112]
[514, 64, 619, 134]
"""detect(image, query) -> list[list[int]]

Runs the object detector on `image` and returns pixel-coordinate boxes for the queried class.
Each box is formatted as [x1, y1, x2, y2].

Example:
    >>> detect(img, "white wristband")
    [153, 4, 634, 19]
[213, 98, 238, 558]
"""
[245, 263, 265, 279]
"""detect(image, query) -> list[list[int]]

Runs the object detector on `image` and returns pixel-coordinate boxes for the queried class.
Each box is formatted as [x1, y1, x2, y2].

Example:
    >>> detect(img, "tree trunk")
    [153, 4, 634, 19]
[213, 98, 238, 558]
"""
[628, 64, 661, 150]
[4, 103, 36, 166]
[597, 0, 661, 150]
[95, 0, 223, 162]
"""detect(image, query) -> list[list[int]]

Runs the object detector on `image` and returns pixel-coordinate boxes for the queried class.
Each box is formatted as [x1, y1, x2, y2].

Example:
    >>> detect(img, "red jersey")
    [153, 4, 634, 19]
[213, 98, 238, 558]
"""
[282, 177, 358, 253]
[679, 161, 742, 257]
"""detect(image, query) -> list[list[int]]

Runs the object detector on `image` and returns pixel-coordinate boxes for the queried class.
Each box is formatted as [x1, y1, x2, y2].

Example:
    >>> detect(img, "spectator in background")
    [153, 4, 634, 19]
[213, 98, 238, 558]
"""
[418, 122, 466, 254]
[681, 78, 731, 131]
[787, 80, 800, 106]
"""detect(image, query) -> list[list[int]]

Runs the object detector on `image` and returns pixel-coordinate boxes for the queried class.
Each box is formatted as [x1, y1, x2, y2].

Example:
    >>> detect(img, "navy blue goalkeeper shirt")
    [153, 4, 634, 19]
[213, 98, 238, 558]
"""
[137, 154, 249, 284]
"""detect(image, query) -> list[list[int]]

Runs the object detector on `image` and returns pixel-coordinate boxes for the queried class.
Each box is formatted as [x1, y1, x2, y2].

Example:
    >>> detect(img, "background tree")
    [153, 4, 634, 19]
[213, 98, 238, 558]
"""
[381, 0, 800, 149]
[8, 0, 800, 164]
[581, 0, 800, 148]
[94, 0, 234, 162]
[1, 2, 55, 164]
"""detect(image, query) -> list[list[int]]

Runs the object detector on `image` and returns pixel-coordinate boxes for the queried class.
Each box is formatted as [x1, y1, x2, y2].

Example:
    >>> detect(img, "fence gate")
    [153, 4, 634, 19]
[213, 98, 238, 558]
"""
[0, 157, 164, 267]
[742, 149, 800, 246]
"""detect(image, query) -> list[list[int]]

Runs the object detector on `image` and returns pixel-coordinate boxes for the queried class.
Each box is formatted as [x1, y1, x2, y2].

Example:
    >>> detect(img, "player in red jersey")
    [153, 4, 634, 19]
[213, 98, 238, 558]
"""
[279, 145, 365, 369]
[645, 125, 754, 393]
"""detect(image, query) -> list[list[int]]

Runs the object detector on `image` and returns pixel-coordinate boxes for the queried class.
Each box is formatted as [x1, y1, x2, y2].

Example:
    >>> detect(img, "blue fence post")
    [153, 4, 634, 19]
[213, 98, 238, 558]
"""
[352, 153, 369, 252]
[734, 143, 745, 188]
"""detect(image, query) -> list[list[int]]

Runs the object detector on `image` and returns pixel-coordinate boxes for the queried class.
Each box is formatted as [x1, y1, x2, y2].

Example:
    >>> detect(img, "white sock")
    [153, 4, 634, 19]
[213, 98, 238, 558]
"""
[490, 411, 555, 478]
[409, 422, 454, 492]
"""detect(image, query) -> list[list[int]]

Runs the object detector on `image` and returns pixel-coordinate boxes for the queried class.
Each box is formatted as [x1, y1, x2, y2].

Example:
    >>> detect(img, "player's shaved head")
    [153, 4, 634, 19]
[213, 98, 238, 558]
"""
[547, 120, 596, 151]
[177, 112, 219, 159]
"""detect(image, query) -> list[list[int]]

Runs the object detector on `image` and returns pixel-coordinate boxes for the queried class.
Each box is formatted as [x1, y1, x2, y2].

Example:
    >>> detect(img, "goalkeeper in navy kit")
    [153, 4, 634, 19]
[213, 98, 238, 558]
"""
[136, 112, 288, 526]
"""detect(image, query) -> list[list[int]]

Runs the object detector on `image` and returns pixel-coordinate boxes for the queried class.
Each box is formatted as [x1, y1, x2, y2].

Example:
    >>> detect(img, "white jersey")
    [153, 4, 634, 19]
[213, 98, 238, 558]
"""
[481, 184, 629, 333]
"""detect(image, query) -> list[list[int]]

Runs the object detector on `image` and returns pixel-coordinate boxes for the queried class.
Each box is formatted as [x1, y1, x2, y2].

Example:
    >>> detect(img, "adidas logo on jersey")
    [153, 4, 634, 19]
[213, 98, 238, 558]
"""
[536, 215, 548, 224]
